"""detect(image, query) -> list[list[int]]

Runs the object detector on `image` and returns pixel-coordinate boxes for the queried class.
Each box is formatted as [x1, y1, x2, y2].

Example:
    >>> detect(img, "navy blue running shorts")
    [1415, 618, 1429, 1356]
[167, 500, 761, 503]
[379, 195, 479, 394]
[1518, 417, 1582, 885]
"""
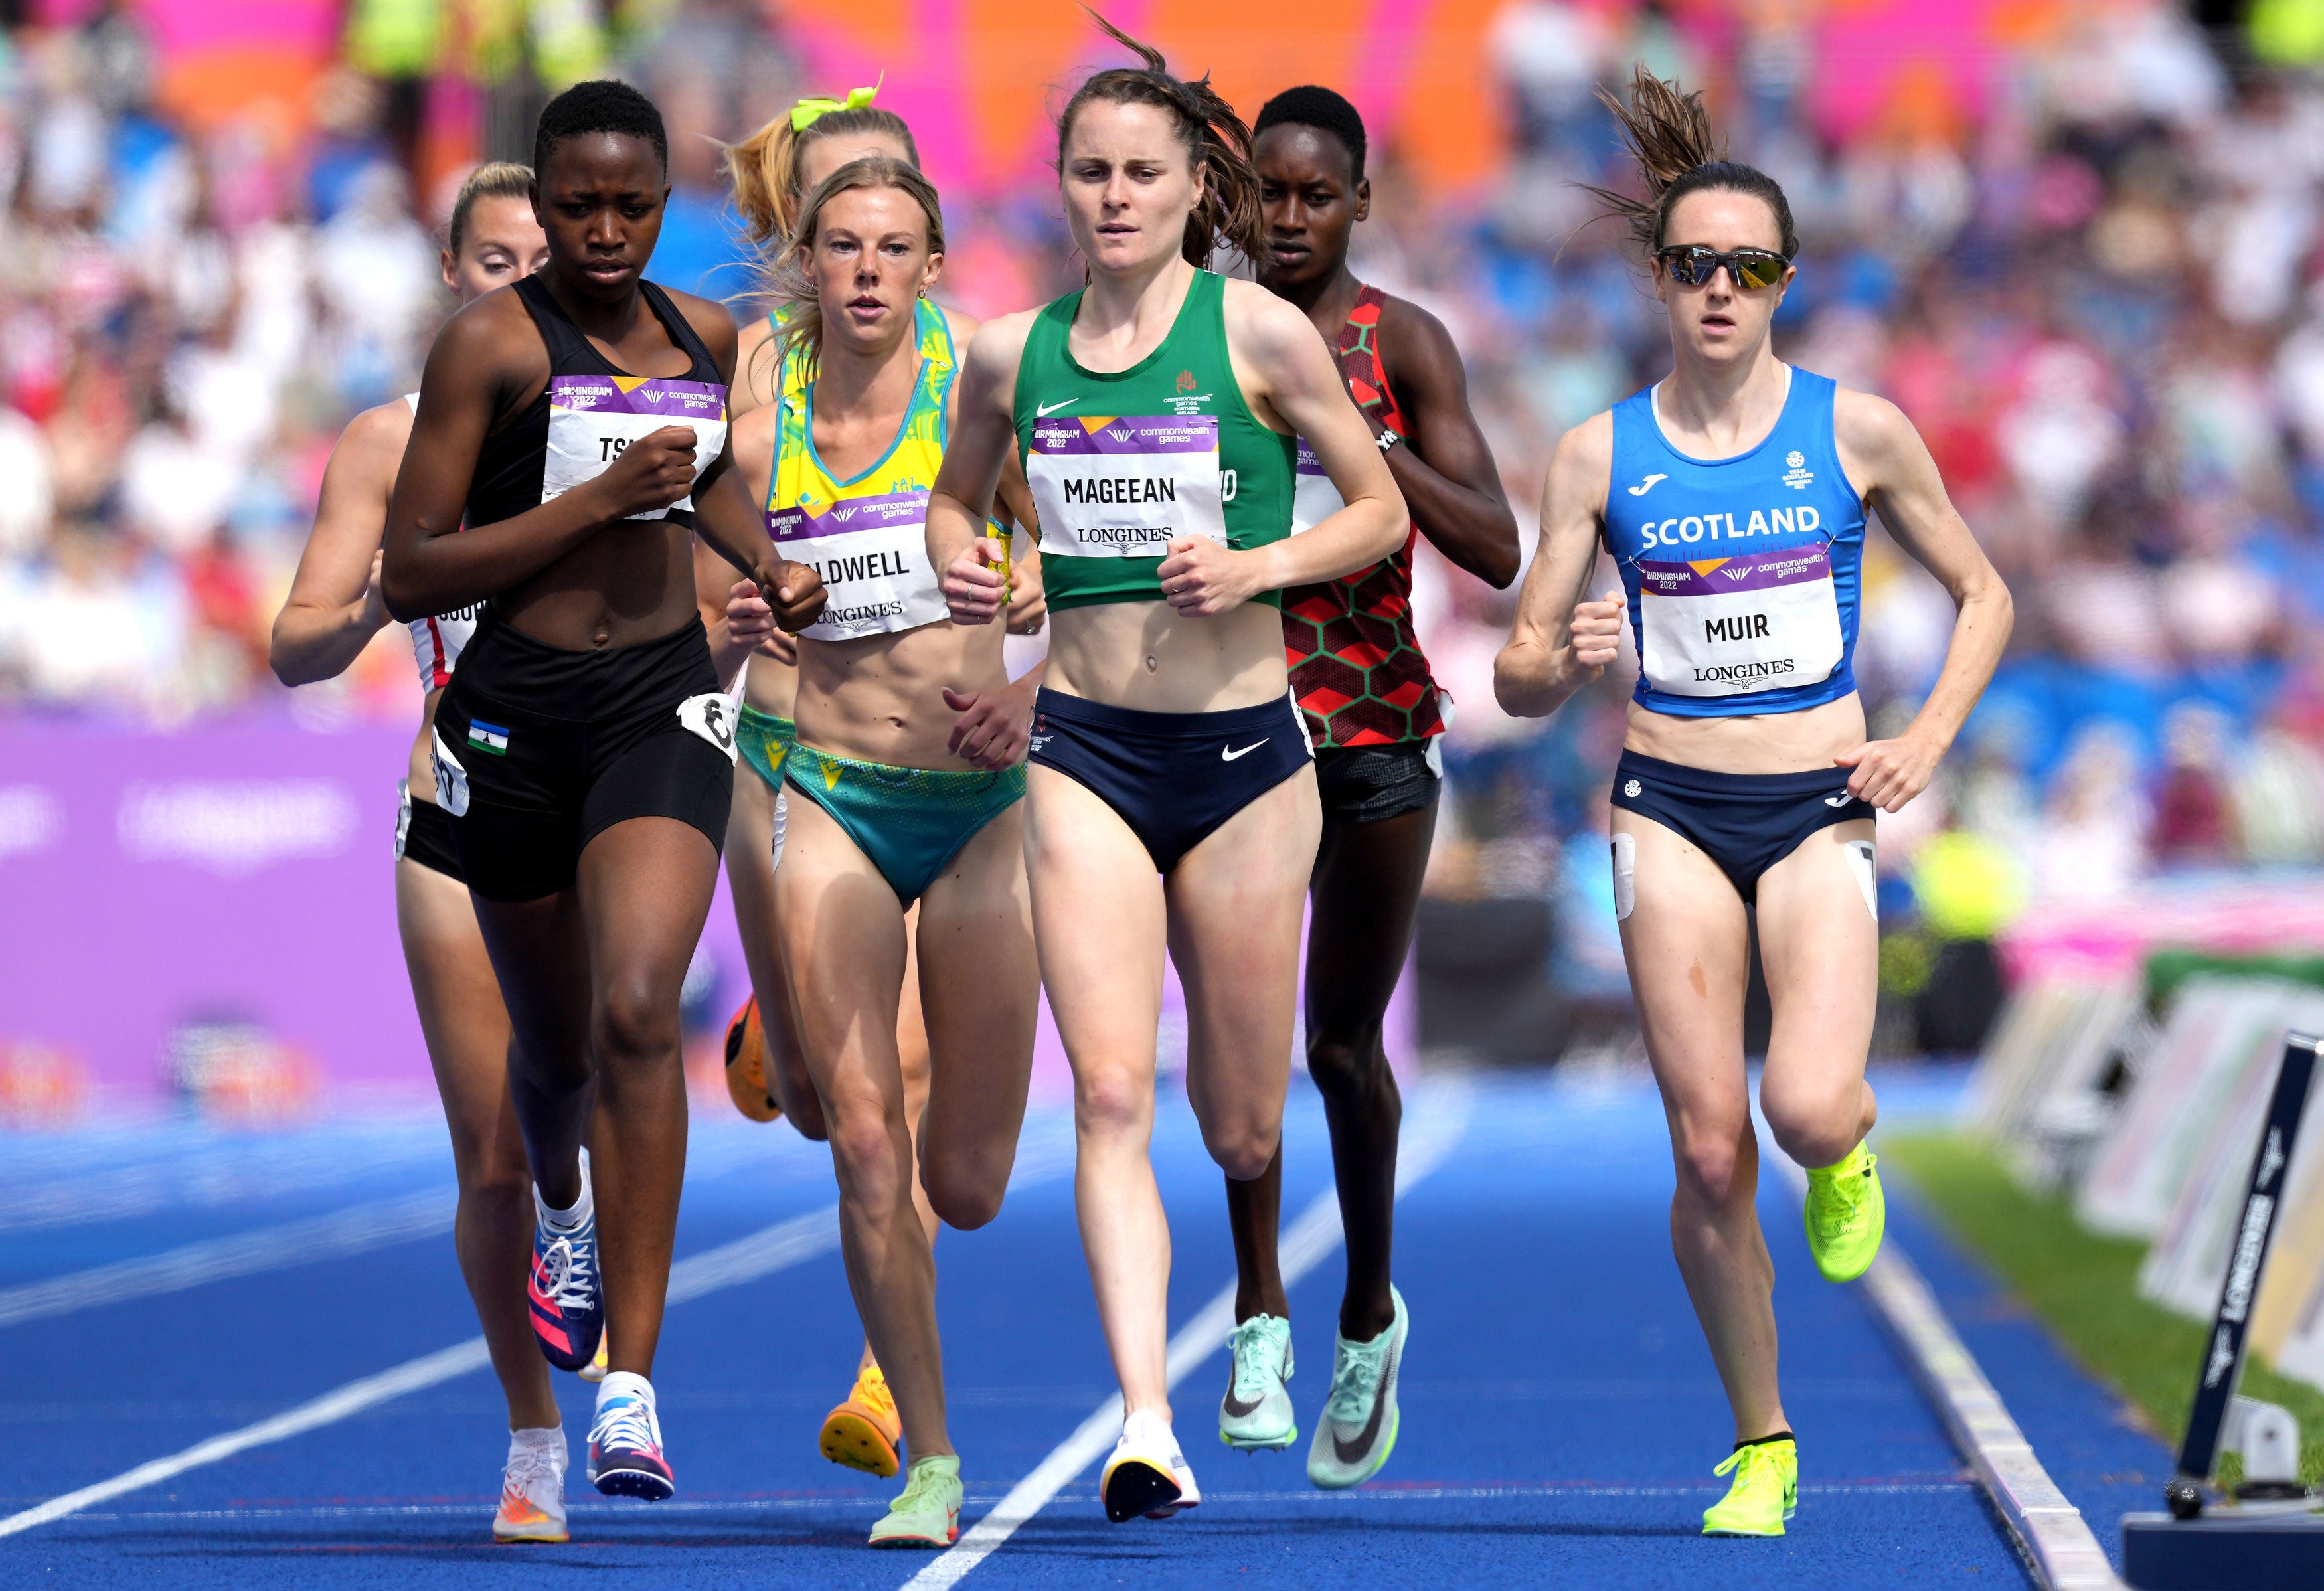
[1608, 749, 1873, 903]
[1027, 687, 1313, 873]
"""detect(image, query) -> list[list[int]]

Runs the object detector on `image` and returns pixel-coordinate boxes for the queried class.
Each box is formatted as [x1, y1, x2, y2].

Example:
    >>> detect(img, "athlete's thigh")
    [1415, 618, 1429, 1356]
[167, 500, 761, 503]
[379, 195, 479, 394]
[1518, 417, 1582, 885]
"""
[575, 816, 722, 1021]
[1024, 764, 1166, 1082]
[915, 805, 1038, 1157]
[1614, 810, 1754, 1128]
[771, 792, 910, 1108]
[1751, 818, 1878, 1108]
[397, 856, 517, 1159]
[1167, 766, 1321, 1126]
[1304, 796, 1436, 1037]
[469, 886, 592, 1070]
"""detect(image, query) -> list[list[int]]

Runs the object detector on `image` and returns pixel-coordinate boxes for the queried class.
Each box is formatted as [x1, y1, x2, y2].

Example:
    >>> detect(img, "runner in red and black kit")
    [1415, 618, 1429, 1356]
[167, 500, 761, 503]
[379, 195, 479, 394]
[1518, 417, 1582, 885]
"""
[1216, 84, 1520, 1488]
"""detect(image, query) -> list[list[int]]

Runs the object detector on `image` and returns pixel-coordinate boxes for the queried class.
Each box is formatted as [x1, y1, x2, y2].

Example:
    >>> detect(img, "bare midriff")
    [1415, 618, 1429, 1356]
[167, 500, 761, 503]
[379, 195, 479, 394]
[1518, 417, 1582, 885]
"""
[1622, 690, 1868, 776]
[792, 622, 1011, 771]
[1043, 600, 1289, 715]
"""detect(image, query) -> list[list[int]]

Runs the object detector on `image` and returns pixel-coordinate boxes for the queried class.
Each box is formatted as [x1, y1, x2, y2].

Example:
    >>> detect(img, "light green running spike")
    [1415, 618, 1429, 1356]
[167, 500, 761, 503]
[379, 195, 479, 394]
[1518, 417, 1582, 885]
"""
[1702, 1438, 1797, 1536]
[869, 1454, 961, 1549]
[1803, 1143, 1885, 1282]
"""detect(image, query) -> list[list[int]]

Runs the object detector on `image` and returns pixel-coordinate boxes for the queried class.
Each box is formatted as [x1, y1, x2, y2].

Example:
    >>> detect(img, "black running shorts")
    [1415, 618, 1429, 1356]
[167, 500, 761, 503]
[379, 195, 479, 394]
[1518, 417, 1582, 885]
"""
[433, 614, 736, 902]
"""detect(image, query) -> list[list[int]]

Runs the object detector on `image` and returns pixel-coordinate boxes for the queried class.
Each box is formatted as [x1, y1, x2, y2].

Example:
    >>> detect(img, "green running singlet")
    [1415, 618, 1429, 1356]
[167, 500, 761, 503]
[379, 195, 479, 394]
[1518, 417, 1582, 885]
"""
[1015, 269, 1296, 611]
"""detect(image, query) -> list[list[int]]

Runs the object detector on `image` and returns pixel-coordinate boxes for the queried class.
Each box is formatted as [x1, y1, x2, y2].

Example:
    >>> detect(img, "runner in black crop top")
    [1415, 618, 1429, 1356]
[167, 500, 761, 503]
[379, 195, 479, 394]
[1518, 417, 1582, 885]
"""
[375, 80, 829, 1509]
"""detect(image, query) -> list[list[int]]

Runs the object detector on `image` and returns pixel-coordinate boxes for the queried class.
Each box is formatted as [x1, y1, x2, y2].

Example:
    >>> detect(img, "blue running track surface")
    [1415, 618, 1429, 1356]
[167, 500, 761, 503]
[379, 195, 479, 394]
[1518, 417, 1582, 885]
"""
[0, 1065, 2163, 1589]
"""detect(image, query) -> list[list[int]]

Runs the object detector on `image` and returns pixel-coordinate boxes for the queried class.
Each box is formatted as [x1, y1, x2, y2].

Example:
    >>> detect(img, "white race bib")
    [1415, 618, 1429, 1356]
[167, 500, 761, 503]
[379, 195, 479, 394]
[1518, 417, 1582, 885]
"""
[542, 375, 728, 521]
[1637, 545, 1843, 698]
[1025, 415, 1227, 557]
[768, 488, 948, 643]
[1287, 438, 1342, 534]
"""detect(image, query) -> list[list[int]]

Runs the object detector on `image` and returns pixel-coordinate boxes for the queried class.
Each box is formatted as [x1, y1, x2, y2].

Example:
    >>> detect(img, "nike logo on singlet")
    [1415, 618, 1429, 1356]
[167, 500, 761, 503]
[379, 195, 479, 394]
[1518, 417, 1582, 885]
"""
[1222, 740, 1268, 762]
[1627, 473, 1668, 496]
[1035, 398, 1080, 417]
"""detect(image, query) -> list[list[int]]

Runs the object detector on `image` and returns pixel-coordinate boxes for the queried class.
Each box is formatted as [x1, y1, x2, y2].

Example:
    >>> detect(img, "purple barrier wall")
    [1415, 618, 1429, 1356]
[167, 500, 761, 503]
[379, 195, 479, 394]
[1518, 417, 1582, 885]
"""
[0, 720, 1410, 1107]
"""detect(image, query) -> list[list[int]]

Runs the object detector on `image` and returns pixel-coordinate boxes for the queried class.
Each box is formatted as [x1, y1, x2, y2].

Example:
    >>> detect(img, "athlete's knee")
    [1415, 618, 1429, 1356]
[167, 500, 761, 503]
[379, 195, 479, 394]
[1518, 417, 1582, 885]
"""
[1203, 1116, 1280, 1183]
[592, 977, 680, 1068]
[1760, 1077, 1861, 1169]
[825, 1100, 911, 1211]
[1074, 1066, 1153, 1142]
[1303, 1027, 1397, 1105]
[922, 1145, 1009, 1231]
[1670, 1119, 1752, 1208]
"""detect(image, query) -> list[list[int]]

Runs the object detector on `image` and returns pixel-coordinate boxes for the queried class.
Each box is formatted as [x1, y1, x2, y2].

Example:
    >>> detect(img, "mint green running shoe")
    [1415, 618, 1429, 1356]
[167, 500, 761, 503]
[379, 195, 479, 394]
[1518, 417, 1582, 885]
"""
[1803, 1143, 1885, 1283]
[1219, 1313, 1296, 1450]
[869, 1454, 960, 1548]
[1702, 1436, 1796, 1537]
[1306, 1287, 1406, 1489]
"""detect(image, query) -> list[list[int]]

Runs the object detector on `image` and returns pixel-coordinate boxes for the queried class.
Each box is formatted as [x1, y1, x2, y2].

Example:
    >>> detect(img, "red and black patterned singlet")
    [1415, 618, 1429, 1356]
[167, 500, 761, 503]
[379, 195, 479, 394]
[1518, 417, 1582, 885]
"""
[1282, 283, 1446, 748]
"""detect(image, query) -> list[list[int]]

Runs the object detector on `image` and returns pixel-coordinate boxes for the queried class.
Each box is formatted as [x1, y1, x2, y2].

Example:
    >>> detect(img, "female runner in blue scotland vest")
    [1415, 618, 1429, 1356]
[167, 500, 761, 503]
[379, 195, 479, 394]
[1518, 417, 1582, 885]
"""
[926, 19, 1408, 1526]
[1495, 70, 2011, 1539]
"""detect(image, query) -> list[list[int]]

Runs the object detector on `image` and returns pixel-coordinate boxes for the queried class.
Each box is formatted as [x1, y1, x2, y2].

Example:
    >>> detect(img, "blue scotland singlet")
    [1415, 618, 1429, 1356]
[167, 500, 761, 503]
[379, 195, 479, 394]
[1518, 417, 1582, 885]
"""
[1603, 367, 1866, 718]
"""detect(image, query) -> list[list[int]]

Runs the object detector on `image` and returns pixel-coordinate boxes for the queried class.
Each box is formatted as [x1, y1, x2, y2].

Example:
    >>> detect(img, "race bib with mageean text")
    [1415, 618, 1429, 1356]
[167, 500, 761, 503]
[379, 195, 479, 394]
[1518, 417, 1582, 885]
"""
[1025, 415, 1228, 556]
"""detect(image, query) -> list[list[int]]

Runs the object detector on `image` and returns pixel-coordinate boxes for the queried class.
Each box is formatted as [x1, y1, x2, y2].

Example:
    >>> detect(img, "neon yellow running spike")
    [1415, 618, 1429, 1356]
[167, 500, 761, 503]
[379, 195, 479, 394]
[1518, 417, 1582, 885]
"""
[1703, 1437, 1797, 1536]
[1803, 1143, 1884, 1282]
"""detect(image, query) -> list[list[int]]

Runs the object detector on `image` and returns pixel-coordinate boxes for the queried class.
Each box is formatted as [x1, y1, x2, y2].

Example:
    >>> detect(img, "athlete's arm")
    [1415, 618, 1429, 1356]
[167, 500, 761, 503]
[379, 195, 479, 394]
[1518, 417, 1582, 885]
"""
[675, 291, 828, 634]
[931, 311, 1037, 626]
[1157, 282, 1407, 618]
[934, 305, 1045, 633]
[1831, 390, 2013, 811]
[943, 659, 1044, 770]
[380, 293, 705, 621]
[271, 401, 411, 685]
[729, 313, 780, 418]
[1495, 413, 1621, 718]
[1378, 299, 1521, 588]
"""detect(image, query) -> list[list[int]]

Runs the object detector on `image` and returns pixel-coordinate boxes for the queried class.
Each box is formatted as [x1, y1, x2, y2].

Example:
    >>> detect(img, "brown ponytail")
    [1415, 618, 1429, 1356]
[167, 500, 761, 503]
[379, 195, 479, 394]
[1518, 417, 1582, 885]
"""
[1582, 66, 1798, 261]
[720, 100, 921, 250]
[1056, 10, 1264, 270]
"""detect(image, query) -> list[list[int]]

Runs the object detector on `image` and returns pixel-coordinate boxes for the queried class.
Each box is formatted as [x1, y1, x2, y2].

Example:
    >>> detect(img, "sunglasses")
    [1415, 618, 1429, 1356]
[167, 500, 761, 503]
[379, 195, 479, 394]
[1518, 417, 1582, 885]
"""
[1655, 246, 1790, 290]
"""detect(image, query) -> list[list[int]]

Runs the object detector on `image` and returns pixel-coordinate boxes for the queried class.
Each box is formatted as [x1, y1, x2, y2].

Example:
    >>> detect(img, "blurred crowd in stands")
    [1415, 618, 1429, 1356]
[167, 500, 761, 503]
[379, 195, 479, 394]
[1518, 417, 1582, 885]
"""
[2, 1, 2321, 954]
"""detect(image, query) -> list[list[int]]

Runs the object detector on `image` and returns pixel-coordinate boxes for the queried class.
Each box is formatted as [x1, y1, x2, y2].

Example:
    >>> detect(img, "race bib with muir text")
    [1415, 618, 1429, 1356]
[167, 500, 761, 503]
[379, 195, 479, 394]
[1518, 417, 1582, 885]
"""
[768, 487, 949, 643]
[1025, 415, 1228, 556]
[542, 375, 728, 521]
[1637, 544, 1844, 698]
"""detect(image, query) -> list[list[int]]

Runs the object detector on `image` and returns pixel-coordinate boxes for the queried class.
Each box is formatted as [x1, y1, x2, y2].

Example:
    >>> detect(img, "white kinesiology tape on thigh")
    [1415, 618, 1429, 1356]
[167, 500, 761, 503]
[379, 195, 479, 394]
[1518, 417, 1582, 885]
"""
[770, 788, 788, 869]
[1843, 839, 1877, 924]
[1612, 831, 1637, 922]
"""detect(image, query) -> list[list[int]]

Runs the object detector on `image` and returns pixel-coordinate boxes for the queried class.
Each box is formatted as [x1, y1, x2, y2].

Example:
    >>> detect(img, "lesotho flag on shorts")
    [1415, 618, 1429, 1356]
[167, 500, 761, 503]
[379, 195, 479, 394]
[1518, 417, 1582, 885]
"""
[467, 720, 510, 756]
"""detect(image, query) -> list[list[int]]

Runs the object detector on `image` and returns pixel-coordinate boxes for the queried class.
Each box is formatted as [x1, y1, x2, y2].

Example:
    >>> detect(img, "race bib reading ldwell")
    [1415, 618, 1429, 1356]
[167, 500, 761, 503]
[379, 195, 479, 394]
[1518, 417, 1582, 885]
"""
[768, 487, 948, 643]
[542, 375, 728, 521]
[1025, 415, 1228, 557]
[1637, 544, 1843, 698]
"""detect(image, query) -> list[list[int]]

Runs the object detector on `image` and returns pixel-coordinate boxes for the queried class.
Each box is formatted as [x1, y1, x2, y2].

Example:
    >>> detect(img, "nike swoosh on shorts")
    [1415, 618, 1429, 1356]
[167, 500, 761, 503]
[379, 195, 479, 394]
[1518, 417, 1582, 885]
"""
[1222, 740, 1268, 761]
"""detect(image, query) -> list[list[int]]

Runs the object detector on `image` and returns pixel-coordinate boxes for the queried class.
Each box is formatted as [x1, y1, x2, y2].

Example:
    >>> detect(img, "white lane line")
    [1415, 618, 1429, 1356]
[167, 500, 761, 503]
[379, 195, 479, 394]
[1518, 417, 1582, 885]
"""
[0, 1115, 1079, 1543]
[1767, 1147, 2125, 1591]
[0, 1191, 454, 1331]
[902, 1074, 1474, 1591]
[0, 1203, 833, 1540]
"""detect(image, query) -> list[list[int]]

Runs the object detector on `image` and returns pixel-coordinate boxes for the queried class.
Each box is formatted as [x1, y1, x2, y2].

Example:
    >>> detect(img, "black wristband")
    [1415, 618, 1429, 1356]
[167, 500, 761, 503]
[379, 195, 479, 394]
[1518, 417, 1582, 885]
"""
[1376, 427, 1403, 454]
